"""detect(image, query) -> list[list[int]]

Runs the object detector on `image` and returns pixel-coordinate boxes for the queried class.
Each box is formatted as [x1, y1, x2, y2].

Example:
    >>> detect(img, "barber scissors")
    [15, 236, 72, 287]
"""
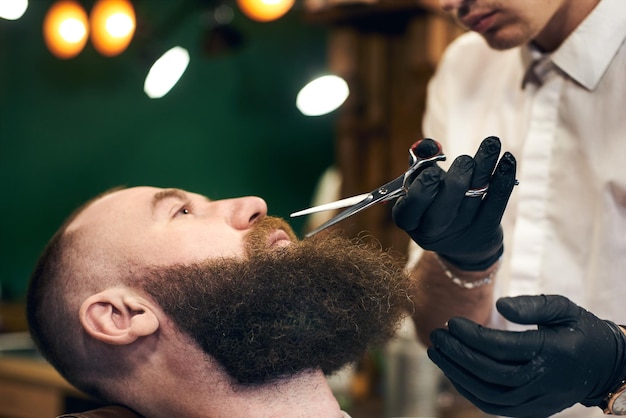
[291, 138, 449, 237]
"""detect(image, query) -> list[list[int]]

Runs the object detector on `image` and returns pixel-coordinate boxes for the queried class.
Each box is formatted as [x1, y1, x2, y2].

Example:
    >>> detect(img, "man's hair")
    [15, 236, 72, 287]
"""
[26, 188, 130, 401]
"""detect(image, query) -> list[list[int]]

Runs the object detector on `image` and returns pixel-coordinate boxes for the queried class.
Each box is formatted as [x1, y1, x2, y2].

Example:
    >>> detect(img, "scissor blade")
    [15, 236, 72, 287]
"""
[305, 219, 343, 238]
[304, 175, 407, 237]
[304, 193, 382, 237]
[290, 193, 370, 217]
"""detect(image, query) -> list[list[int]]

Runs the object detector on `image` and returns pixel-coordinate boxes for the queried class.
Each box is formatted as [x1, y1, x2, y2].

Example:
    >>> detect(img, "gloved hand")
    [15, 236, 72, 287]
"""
[392, 136, 517, 270]
[428, 295, 626, 418]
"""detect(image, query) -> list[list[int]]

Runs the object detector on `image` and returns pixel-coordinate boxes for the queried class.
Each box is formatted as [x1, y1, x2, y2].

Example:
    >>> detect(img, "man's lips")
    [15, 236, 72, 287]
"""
[462, 11, 497, 33]
[268, 229, 293, 248]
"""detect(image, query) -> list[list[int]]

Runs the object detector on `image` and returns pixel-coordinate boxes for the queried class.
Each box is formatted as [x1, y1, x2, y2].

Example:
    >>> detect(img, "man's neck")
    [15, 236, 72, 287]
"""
[222, 370, 345, 418]
[533, 0, 600, 52]
[134, 367, 344, 418]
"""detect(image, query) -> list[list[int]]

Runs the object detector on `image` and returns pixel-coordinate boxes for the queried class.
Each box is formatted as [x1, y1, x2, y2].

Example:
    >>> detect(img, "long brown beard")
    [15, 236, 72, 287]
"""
[140, 217, 411, 385]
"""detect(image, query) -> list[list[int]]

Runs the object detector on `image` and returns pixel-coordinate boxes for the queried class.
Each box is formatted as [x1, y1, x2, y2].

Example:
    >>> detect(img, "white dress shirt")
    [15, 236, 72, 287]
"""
[410, 0, 626, 416]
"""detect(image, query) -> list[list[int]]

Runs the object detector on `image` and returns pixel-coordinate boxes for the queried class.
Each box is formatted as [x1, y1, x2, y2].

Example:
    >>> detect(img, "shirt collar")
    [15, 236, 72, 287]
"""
[522, 0, 626, 90]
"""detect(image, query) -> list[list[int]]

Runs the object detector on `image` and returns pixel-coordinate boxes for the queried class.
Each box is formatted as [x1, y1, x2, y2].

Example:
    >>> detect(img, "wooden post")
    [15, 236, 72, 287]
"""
[304, 1, 462, 254]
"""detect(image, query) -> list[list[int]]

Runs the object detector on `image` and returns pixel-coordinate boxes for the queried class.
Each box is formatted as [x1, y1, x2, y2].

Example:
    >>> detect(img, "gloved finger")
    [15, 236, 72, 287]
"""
[496, 294, 581, 326]
[446, 377, 546, 418]
[469, 136, 502, 190]
[428, 343, 543, 409]
[419, 155, 476, 235]
[442, 376, 514, 417]
[434, 369, 534, 417]
[430, 327, 540, 386]
[427, 344, 512, 404]
[446, 317, 543, 362]
[451, 375, 566, 418]
[455, 136, 502, 218]
[392, 166, 443, 232]
[473, 152, 517, 231]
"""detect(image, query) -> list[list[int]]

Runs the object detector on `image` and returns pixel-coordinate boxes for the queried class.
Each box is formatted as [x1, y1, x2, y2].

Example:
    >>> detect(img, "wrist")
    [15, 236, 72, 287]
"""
[602, 379, 626, 415]
[584, 323, 626, 412]
[439, 245, 504, 271]
[603, 325, 626, 415]
[434, 252, 501, 289]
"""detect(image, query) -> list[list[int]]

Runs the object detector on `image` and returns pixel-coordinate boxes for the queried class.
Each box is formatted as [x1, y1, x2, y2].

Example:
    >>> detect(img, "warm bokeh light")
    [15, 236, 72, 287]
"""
[90, 0, 136, 57]
[296, 75, 349, 116]
[144, 46, 190, 99]
[43, 1, 89, 59]
[0, 0, 28, 20]
[236, 0, 294, 22]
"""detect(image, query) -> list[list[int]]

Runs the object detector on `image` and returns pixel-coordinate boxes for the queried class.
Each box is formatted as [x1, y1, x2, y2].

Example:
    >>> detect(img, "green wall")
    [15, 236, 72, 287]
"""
[0, 1, 336, 301]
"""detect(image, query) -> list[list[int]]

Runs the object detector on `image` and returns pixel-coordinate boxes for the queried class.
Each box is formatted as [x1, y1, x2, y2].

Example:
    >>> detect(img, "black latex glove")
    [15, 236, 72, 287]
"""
[428, 295, 626, 418]
[393, 136, 517, 270]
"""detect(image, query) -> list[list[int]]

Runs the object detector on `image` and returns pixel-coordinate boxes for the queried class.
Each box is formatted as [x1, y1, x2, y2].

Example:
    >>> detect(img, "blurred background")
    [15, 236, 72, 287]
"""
[0, 0, 337, 303]
[0, 1, 486, 417]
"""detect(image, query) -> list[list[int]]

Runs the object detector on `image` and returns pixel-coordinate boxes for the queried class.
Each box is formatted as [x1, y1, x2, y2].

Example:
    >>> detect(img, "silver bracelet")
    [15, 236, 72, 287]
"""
[434, 253, 500, 289]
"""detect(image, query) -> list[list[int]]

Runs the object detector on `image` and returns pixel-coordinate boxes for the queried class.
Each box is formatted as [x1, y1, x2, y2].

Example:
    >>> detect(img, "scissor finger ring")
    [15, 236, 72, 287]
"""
[465, 185, 489, 198]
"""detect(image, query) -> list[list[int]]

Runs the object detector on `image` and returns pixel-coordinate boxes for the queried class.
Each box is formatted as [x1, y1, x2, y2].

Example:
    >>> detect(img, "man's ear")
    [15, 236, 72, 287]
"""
[79, 287, 160, 345]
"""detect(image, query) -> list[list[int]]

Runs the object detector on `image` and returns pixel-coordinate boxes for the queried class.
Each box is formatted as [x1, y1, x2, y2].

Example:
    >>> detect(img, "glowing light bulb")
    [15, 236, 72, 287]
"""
[144, 47, 190, 99]
[58, 18, 87, 42]
[105, 13, 133, 37]
[90, 0, 136, 56]
[43, 1, 89, 59]
[296, 75, 349, 116]
[236, 0, 294, 22]
[0, 0, 28, 20]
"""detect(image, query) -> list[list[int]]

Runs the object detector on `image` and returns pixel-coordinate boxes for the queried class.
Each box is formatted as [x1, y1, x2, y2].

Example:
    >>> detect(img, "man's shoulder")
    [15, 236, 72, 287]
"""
[57, 406, 143, 418]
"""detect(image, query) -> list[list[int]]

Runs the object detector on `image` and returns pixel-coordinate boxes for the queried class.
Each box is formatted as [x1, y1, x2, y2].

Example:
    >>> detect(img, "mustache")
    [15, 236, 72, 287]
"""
[244, 216, 298, 256]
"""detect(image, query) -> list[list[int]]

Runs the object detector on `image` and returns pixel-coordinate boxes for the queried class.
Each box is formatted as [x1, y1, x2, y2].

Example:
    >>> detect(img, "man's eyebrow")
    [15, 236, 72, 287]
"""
[151, 188, 188, 213]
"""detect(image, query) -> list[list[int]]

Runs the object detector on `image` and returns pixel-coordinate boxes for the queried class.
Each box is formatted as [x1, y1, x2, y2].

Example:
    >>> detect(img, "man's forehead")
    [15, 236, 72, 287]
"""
[66, 186, 163, 232]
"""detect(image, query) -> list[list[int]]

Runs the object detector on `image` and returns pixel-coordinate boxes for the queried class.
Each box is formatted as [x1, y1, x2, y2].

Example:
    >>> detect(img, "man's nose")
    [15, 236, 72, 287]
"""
[228, 196, 268, 230]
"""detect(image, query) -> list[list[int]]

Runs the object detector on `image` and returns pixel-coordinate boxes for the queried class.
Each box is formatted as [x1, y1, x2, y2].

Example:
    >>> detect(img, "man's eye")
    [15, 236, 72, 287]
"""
[176, 206, 192, 216]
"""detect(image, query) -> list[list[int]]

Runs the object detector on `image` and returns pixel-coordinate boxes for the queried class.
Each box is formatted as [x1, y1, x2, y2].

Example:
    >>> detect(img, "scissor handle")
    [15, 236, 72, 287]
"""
[410, 138, 443, 161]
[403, 138, 447, 190]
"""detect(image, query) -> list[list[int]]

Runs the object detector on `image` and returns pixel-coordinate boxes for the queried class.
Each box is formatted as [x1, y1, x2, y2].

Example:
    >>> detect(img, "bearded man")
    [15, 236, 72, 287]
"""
[26, 186, 412, 418]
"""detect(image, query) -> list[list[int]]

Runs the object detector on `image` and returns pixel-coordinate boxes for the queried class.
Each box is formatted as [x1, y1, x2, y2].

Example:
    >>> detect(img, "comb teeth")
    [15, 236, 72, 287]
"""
[414, 138, 441, 158]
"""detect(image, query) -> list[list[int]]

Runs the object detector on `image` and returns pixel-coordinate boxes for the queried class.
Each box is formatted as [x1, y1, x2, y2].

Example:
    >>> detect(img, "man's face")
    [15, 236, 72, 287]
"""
[439, 0, 572, 51]
[67, 186, 295, 266]
[69, 186, 410, 385]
